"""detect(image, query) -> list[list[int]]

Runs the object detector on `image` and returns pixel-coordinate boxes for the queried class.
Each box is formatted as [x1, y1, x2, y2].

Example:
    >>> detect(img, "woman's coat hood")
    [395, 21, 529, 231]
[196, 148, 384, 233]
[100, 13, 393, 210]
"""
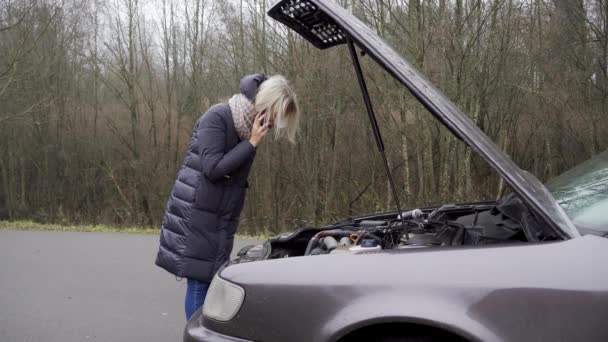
[239, 73, 267, 101]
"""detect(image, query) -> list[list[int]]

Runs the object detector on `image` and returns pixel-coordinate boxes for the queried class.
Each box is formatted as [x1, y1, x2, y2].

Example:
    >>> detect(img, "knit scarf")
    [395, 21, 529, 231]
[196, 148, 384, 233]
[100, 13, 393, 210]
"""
[228, 94, 257, 141]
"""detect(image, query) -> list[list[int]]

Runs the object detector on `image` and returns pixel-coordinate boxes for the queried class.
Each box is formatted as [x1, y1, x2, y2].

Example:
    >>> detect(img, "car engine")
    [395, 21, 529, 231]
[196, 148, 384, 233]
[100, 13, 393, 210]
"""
[232, 195, 559, 264]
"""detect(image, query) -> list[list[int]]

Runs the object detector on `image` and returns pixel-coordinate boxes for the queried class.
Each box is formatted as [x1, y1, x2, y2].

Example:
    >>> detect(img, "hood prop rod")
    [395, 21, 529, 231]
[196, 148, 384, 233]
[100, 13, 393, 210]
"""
[347, 37, 409, 241]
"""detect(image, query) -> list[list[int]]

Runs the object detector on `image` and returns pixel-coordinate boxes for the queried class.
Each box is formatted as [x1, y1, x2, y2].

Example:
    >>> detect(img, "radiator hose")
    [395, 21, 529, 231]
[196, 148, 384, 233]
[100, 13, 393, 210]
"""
[304, 230, 354, 255]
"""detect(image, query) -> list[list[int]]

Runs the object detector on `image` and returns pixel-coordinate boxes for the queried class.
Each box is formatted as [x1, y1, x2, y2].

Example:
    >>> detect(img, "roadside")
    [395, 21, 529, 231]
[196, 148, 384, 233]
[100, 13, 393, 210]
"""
[0, 220, 159, 234]
[0, 220, 271, 239]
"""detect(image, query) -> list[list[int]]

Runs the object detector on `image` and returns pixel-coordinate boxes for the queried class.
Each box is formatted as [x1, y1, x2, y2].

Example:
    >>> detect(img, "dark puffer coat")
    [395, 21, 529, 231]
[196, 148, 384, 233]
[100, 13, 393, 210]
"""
[155, 74, 266, 282]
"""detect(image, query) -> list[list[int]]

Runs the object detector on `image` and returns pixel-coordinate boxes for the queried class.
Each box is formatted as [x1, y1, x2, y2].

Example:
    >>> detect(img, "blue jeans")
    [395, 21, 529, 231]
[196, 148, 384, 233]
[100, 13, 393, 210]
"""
[185, 278, 210, 320]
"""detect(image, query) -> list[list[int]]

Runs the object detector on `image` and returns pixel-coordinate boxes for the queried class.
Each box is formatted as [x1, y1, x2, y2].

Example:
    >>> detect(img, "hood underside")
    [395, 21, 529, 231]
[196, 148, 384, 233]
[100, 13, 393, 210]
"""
[268, 0, 579, 239]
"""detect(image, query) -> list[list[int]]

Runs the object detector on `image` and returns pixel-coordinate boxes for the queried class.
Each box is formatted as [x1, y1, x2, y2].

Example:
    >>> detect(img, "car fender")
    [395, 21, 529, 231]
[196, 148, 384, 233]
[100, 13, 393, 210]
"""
[322, 290, 498, 342]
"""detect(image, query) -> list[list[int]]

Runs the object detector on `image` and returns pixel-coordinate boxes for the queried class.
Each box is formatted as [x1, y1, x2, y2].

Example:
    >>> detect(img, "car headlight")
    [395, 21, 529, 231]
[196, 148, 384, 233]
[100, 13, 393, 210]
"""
[202, 274, 245, 321]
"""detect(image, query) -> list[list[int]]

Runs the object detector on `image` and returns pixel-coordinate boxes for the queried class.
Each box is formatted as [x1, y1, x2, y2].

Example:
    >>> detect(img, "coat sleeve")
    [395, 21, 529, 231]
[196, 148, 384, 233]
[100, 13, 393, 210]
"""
[198, 111, 255, 182]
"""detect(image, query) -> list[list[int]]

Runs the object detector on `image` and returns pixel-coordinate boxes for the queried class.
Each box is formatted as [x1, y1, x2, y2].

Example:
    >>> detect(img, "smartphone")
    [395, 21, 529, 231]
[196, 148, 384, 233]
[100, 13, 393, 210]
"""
[261, 112, 268, 127]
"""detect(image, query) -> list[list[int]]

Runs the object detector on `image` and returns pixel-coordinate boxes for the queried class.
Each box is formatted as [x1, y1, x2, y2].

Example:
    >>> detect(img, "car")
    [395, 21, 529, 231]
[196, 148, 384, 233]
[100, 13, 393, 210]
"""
[184, 0, 608, 341]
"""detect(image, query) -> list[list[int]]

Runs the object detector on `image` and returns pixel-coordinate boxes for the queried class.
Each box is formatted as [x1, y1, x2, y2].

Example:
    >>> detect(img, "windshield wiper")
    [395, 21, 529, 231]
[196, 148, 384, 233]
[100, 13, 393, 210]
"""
[347, 37, 409, 240]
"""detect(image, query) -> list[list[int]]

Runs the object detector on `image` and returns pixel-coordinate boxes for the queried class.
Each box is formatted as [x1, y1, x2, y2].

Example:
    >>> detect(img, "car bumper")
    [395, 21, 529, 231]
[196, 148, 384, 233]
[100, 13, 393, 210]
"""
[183, 311, 253, 342]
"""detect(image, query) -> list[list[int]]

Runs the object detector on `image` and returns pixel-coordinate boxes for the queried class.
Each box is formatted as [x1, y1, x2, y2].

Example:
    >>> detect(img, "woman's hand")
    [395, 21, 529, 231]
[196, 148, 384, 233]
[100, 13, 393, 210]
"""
[249, 112, 269, 147]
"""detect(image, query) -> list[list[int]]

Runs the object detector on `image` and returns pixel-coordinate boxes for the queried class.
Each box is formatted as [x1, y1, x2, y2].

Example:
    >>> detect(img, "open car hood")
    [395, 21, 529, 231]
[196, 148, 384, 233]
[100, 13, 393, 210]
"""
[268, 0, 579, 239]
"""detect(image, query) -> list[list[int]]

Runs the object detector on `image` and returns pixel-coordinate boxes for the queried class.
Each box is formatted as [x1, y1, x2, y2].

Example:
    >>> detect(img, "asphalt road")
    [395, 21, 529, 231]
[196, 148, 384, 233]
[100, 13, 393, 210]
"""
[0, 229, 261, 342]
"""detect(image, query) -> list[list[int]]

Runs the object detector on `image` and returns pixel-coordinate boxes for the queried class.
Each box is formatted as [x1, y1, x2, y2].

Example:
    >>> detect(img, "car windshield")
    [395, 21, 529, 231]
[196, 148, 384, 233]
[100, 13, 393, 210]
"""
[546, 149, 608, 235]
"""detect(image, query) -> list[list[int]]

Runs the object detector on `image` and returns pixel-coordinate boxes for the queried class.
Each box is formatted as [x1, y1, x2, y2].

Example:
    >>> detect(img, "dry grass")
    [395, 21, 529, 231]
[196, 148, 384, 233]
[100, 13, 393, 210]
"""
[0, 220, 270, 240]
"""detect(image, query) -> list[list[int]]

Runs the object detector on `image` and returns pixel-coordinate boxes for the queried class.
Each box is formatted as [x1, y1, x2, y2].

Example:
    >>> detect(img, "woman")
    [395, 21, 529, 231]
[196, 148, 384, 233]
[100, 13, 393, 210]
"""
[155, 73, 300, 320]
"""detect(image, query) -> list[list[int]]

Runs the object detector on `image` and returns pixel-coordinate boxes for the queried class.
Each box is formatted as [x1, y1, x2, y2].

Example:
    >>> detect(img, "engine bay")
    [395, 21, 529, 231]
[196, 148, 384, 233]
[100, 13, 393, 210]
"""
[233, 196, 560, 264]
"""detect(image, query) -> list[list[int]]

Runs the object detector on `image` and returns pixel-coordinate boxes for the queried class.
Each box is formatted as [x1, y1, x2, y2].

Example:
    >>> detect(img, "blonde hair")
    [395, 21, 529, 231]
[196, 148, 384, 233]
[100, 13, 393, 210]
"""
[254, 75, 300, 144]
